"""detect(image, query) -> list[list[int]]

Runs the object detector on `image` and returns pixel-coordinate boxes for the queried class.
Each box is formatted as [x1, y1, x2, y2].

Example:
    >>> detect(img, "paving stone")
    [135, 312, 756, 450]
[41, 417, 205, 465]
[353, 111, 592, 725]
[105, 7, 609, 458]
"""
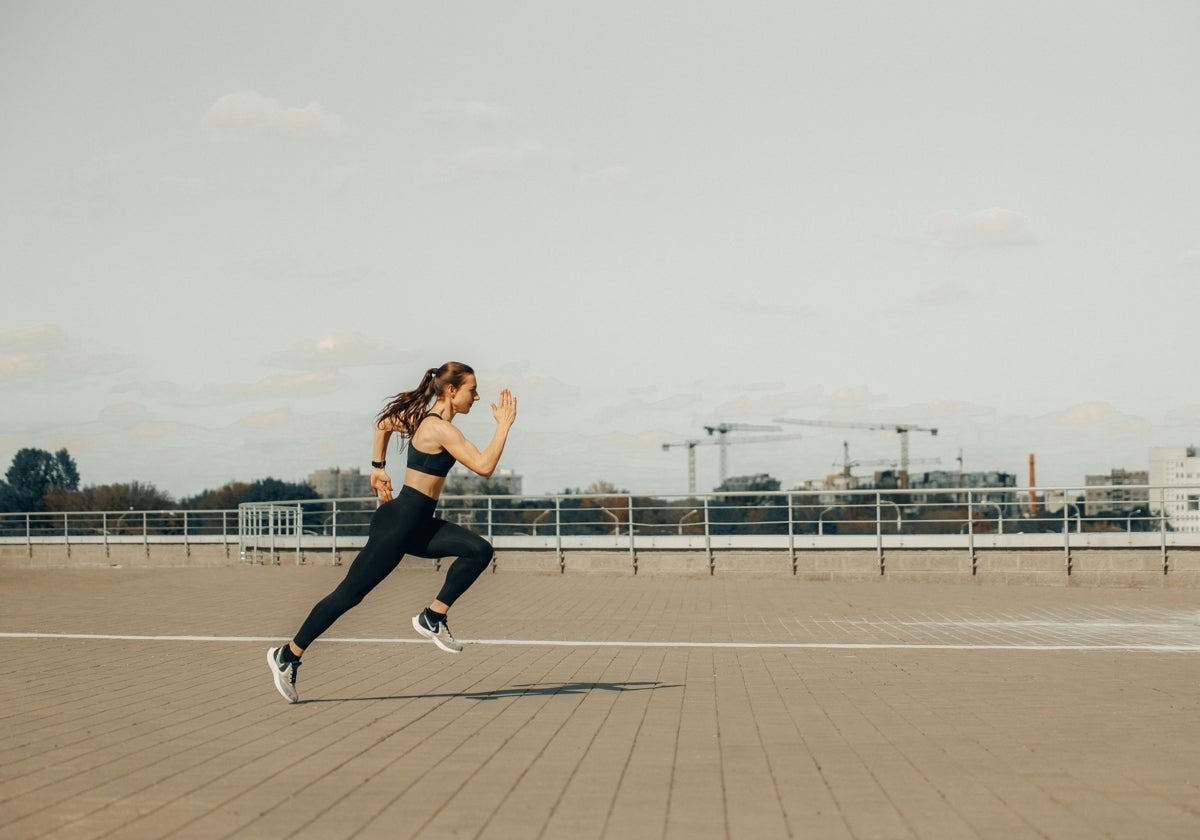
[1, 566, 1198, 839]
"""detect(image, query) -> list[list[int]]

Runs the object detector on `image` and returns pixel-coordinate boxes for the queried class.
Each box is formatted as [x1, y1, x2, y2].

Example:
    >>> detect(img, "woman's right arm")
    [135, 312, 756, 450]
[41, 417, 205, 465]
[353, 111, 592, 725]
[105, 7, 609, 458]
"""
[440, 389, 517, 478]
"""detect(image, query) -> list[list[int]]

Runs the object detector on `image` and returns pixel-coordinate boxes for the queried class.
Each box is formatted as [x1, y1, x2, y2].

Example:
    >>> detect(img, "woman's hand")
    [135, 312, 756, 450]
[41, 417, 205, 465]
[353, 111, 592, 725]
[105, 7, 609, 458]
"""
[491, 388, 517, 428]
[371, 468, 393, 502]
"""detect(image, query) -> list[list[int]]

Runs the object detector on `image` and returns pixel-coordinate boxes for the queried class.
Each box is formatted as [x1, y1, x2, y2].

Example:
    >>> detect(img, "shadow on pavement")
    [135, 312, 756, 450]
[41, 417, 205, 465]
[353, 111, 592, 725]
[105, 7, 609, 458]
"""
[300, 680, 682, 704]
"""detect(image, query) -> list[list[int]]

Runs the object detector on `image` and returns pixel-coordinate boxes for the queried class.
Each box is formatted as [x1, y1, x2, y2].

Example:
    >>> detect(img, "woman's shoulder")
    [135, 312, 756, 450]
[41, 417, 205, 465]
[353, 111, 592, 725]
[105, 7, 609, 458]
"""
[415, 414, 465, 448]
[377, 416, 406, 433]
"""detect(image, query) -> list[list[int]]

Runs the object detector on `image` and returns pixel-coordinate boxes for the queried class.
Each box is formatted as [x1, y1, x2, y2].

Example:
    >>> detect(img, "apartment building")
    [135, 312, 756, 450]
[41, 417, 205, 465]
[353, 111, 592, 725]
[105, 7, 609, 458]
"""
[1083, 468, 1149, 516]
[445, 467, 523, 496]
[307, 467, 372, 499]
[1148, 446, 1200, 533]
[908, 470, 1019, 515]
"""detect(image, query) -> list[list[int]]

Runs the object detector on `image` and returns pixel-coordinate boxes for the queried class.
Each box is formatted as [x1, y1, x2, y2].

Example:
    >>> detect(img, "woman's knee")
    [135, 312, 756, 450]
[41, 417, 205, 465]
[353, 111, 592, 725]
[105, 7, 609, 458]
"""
[452, 536, 493, 577]
[436, 540, 493, 607]
[451, 535, 492, 573]
[468, 536, 494, 564]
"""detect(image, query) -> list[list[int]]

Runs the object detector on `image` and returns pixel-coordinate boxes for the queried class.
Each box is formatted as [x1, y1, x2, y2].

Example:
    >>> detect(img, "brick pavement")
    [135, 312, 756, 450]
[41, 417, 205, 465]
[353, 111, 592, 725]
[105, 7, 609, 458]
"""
[1, 565, 1198, 839]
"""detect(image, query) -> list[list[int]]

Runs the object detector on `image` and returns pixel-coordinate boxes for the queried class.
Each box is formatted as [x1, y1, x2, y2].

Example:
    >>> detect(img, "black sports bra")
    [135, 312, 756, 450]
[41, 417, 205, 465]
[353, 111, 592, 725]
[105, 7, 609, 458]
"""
[406, 413, 457, 477]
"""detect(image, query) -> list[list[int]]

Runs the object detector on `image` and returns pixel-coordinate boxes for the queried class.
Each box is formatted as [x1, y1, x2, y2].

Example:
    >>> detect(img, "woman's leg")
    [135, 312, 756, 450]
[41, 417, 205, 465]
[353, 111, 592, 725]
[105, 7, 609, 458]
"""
[406, 518, 493, 653]
[407, 517, 495, 609]
[291, 497, 427, 650]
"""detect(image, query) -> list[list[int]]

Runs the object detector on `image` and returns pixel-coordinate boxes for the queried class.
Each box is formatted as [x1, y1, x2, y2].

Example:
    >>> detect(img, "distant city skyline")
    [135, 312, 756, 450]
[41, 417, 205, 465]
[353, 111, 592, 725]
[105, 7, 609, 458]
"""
[2, 3, 1198, 498]
[303, 444, 1187, 500]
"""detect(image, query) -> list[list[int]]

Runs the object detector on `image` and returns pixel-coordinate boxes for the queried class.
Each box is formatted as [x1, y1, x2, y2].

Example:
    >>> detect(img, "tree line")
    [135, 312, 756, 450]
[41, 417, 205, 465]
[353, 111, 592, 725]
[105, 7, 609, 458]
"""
[0, 447, 317, 514]
[3, 447, 1159, 535]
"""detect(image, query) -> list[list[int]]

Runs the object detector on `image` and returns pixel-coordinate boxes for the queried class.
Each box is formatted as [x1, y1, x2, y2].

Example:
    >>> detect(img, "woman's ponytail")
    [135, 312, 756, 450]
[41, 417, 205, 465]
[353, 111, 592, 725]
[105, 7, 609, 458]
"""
[376, 362, 475, 441]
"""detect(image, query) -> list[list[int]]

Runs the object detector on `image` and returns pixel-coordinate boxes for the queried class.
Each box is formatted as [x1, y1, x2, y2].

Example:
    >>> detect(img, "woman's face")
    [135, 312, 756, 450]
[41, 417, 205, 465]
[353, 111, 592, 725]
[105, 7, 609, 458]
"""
[448, 374, 480, 414]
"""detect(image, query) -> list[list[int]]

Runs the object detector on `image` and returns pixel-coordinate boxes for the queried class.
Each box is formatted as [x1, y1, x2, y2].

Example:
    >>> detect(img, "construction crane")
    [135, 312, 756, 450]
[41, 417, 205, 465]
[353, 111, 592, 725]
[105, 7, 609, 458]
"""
[662, 431, 803, 493]
[775, 418, 939, 488]
[702, 423, 781, 486]
[833, 441, 940, 478]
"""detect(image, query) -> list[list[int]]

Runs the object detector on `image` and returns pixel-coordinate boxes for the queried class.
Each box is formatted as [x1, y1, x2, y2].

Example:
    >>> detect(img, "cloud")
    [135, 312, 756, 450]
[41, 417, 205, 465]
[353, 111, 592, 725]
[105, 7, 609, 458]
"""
[418, 99, 514, 122]
[0, 324, 63, 376]
[238, 411, 295, 429]
[1114, 419, 1153, 436]
[265, 333, 399, 370]
[831, 385, 886, 404]
[200, 371, 344, 402]
[612, 392, 704, 418]
[908, 400, 999, 420]
[0, 323, 66, 361]
[202, 90, 345, 138]
[926, 208, 1037, 248]
[596, 431, 668, 451]
[0, 325, 128, 381]
[99, 401, 145, 420]
[1056, 402, 1115, 426]
[131, 422, 176, 440]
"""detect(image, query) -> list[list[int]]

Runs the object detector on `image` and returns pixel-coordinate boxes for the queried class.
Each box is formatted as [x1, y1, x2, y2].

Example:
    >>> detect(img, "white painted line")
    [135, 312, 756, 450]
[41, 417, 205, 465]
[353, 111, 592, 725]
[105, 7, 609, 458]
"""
[0, 631, 297, 643]
[0, 631, 1196, 652]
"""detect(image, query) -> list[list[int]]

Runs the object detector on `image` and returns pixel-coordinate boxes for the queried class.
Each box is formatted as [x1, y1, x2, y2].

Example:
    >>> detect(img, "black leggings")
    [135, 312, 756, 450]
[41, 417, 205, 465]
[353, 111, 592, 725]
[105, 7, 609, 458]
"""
[293, 486, 493, 649]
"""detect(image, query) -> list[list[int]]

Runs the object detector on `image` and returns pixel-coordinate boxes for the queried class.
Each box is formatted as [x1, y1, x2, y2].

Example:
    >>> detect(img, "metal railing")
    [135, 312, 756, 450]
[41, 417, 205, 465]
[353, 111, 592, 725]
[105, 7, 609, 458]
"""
[0, 509, 239, 559]
[4, 484, 1196, 571]
[0, 509, 237, 541]
[233, 484, 1200, 571]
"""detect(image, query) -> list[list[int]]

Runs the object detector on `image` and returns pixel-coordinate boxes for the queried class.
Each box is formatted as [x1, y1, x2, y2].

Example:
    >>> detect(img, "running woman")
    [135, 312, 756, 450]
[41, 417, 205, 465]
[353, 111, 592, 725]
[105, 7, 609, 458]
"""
[268, 362, 517, 703]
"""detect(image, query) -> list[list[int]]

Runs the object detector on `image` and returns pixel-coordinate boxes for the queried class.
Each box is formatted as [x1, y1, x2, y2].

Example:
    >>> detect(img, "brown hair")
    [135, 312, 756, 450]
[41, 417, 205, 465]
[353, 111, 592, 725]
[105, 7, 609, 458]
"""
[376, 362, 475, 440]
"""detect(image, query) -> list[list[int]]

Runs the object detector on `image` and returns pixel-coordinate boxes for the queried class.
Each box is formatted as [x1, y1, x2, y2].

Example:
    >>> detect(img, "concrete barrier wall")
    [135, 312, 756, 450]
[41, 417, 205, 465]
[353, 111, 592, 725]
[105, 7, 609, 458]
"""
[3, 542, 1197, 587]
[0, 543, 235, 569]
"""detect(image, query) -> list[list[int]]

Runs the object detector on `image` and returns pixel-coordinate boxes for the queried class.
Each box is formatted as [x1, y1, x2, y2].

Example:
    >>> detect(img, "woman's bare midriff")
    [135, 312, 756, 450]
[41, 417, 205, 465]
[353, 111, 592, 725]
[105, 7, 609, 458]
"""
[404, 470, 445, 501]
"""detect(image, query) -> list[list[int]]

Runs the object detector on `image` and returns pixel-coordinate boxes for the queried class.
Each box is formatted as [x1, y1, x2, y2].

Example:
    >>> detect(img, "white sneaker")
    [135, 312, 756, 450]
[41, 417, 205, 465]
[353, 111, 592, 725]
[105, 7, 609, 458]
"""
[412, 613, 464, 653]
[267, 646, 301, 703]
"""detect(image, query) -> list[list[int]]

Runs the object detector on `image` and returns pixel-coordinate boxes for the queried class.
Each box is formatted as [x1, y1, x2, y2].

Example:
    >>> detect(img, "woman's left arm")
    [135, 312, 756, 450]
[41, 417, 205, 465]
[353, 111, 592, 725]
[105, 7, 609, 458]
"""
[371, 422, 395, 502]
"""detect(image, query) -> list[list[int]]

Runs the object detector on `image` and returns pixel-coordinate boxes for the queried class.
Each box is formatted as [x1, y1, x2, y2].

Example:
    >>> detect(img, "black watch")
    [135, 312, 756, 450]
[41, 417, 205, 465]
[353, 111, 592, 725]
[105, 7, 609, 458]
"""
[371, 460, 386, 469]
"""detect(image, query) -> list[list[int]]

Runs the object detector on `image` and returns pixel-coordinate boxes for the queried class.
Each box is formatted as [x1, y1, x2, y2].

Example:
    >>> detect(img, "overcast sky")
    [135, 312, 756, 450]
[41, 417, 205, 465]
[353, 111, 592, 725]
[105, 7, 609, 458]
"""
[2, 1, 1198, 499]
